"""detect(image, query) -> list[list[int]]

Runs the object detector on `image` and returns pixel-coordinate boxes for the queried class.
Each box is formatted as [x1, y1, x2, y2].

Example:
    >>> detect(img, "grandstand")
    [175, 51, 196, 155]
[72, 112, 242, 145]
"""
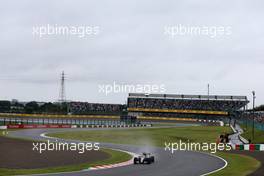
[127, 93, 249, 120]
[69, 102, 125, 115]
[0, 93, 250, 121]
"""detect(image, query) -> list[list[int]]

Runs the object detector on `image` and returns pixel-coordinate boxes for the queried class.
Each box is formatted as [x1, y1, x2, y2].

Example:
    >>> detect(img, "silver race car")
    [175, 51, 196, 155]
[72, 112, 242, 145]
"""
[134, 153, 155, 164]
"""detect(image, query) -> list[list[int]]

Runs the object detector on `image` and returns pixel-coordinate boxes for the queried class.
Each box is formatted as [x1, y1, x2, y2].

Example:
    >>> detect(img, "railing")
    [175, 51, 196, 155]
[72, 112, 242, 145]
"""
[238, 119, 264, 131]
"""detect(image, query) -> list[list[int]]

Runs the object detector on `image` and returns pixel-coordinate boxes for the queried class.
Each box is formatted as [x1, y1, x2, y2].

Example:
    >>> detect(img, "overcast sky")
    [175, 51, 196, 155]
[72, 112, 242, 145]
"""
[0, 0, 263, 106]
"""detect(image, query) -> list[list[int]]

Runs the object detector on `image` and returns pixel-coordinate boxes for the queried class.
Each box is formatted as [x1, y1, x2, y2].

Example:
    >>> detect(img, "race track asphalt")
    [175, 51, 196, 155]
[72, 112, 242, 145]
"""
[7, 128, 226, 176]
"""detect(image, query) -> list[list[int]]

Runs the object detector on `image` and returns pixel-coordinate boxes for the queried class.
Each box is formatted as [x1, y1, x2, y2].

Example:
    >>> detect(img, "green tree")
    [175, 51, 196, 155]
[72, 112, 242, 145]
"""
[25, 101, 39, 113]
[255, 104, 264, 111]
[0, 100, 11, 112]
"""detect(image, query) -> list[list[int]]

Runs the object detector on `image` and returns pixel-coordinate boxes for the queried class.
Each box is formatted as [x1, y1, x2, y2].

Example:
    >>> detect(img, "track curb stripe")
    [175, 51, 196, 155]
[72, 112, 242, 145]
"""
[87, 159, 134, 171]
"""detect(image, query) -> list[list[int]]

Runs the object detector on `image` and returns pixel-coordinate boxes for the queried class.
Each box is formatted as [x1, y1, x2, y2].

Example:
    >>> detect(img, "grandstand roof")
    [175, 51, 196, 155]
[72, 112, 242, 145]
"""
[128, 93, 248, 101]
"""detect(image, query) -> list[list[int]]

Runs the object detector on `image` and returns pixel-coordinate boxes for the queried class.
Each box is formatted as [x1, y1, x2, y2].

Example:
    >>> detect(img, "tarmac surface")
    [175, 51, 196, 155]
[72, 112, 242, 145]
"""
[7, 128, 226, 176]
[0, 136, 109, 169]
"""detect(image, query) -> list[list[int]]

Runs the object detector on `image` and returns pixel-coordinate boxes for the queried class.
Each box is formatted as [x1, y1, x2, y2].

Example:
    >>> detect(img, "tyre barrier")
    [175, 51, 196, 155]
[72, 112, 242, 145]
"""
[2, 124, 152, 129]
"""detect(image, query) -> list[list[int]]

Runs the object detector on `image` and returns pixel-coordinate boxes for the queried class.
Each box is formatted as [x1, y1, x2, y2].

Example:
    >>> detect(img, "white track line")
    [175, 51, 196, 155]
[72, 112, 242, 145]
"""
[199, 152, 228, 176]
[40, 133, 57, 139]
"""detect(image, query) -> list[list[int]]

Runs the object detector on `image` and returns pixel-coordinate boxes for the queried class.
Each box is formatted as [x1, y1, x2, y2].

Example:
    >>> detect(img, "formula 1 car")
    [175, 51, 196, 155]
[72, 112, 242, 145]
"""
[134, 153, 155, 164]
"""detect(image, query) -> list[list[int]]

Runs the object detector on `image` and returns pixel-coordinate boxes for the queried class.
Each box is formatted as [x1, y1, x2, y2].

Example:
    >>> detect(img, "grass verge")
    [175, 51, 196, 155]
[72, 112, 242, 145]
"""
[49, 126, 232, 147]
[210, 152, 260, 176]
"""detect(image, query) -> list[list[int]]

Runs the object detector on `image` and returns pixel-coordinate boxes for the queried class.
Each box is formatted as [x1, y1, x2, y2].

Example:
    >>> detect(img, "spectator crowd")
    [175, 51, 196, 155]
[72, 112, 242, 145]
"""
[241, 111, 264, 124]
[128, 98, 247, 112]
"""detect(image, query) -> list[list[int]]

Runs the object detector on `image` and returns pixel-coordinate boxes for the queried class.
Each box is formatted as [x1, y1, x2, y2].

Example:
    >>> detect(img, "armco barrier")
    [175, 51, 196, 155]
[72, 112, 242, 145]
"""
[0, 113, 205, 123]
[6, 124, 152, 129]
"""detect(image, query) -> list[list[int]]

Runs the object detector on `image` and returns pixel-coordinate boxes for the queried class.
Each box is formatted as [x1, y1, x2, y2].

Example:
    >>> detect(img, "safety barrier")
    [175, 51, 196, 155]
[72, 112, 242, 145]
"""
[3, 123, 151, 129]
[0, 113, 219, 124]
[71, 124, 151, 128]
[6, 124, 71, 129]
[238, 119, 264, 131]
[235, 144, 264, 151]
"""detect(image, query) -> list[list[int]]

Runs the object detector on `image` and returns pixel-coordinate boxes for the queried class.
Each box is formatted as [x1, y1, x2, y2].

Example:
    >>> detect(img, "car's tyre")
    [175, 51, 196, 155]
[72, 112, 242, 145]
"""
[134, 158, 138, 164]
